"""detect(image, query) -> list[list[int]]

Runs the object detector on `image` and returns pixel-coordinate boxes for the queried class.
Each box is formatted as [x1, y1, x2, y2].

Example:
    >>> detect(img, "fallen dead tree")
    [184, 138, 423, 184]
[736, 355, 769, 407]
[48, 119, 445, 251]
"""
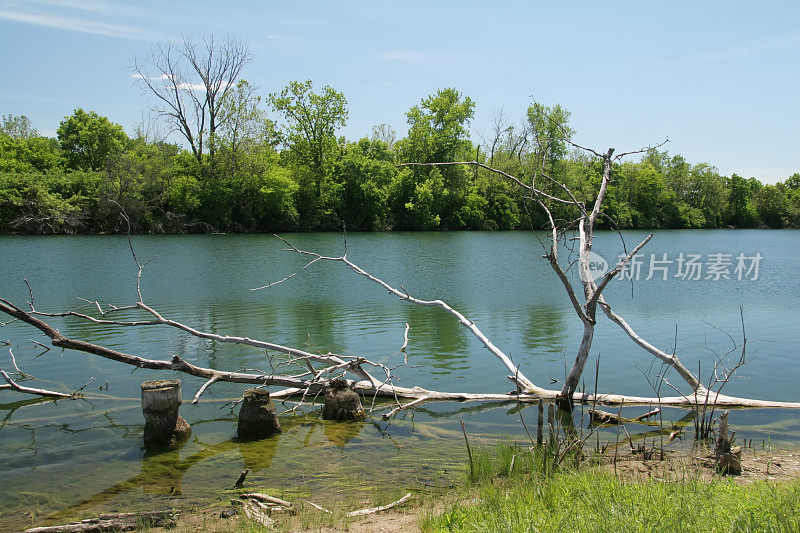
[1, 142, 799, 415]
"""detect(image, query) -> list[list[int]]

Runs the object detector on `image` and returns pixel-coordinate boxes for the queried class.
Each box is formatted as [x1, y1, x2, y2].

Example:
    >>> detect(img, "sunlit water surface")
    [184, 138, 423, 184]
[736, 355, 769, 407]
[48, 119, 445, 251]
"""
[1, 230, 799, 529]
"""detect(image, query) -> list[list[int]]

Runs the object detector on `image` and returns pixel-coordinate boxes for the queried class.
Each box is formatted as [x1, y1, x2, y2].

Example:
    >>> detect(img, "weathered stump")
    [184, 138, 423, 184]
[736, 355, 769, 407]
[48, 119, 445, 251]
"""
[141, 379, 191, 450]
[715, 411, 742, 475]
[237, 388, 281, 440]
[322, 379, 366, 421]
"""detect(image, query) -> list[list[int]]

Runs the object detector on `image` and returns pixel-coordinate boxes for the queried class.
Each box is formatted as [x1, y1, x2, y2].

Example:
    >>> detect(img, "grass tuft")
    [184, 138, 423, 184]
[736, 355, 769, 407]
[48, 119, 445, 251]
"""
[423, 442, 800, 532]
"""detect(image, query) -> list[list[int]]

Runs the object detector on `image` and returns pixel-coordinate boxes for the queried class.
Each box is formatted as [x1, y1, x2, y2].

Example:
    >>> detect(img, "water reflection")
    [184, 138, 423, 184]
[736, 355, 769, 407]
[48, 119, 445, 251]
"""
[323, 419, 364, 447]
[403, 304, 469, 373]
[3, 231, 800, 530]
[237, 434, 281, 472]
[522, 305, 568, 357]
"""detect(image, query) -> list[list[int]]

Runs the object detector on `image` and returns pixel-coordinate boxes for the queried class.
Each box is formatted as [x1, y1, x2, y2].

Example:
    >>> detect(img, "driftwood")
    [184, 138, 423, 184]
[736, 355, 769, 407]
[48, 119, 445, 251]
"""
[239, 500, 274, 528]
[241, 493, 292, 508]
[305, 500, 332, 514]
[233, 468, 250, 489]
[2, 143, 800, 417]
[23, 510, 178, 533]
[589, 408, 661, 426]
[345, 493, 413, 517]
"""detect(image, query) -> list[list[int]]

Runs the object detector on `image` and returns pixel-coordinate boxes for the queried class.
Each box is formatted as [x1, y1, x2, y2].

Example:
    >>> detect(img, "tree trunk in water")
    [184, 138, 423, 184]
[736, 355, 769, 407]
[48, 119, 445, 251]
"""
[237, 388, 281, 439]
[141, 380, 191, 451]
[322, 379, 366, 421]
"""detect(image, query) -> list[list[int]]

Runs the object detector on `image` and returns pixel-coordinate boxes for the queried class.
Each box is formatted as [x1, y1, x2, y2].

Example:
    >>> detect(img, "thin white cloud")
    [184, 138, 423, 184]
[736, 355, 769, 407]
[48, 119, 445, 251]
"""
[174, 82, 206, 91]
[377, 50, 426, 62]
[0, 8, 155, 40]
[691, 31, 800, 61]
[130, 73, 229, 93]
[24, 0, 147, 19]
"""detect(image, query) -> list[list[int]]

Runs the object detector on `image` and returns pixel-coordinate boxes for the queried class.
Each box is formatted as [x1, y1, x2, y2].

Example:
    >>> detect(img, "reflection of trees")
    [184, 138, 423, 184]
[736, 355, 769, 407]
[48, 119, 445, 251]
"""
[403, 305, 468, 373]
[288, 302, 342, 354]
[522, 306, 567, 357]
[323, 419, 363, 447]
[45, 414, 367, 522]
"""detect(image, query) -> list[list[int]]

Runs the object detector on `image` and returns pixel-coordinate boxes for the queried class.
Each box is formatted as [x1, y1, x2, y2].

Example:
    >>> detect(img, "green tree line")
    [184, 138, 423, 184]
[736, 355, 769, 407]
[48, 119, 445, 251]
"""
[2, 85, 799, 234]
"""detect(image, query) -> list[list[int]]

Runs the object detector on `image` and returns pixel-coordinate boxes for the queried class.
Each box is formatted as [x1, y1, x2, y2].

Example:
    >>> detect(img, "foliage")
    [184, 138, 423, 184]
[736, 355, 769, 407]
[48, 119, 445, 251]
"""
[1, 114, 37, 139]
[330, 139, 395, 230]
[394, 88, 475, 229]
[269, 80, 348, 229]
[57, 108, 128, 171]
[423, 442, 800, 533]
[0, 171, 102, 233]
[0, 134, 64, 173]
[1, 83, 798, 234]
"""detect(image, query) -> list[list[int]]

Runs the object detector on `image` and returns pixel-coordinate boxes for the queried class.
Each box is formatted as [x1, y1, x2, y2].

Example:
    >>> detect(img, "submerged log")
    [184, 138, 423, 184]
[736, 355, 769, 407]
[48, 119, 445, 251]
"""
[237, 388, 281, 439]
[141, 380, 191, 450]
[24, 510, 179, 532]
[322, 378, 366, 421]
[589, 408, 661, 426]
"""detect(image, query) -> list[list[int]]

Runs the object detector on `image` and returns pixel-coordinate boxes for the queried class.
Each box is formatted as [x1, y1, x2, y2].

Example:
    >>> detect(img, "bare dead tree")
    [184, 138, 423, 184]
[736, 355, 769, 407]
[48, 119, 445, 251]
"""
[133, 35, 251, 166]
[479, 107, 511, 167]
[394, 137, 792, 412]
[2, 140, 800, 414]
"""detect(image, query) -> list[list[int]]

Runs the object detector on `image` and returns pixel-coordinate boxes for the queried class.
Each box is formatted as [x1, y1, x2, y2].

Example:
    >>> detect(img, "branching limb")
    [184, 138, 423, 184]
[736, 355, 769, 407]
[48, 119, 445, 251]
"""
[0, 367, 72, 398]
[398, 161, 580, 206]
[257, 235, 544, 394]
[192, 376, 219, 404]
[586, 233, 653, 312]
[597, 295, 702, 391]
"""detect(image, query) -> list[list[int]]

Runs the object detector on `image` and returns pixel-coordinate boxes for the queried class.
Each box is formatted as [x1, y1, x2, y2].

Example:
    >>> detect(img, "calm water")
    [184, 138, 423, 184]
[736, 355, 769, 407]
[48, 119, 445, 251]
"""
[1, 230, 799, 528]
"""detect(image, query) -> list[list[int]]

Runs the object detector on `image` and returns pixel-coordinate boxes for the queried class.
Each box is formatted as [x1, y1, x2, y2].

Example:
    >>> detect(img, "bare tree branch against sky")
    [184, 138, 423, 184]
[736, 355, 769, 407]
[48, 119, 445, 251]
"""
[1, 0, 798, 182]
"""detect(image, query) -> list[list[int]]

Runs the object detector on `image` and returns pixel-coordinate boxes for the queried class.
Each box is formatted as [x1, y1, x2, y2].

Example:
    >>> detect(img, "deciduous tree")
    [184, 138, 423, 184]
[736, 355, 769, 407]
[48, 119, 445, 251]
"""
[133, 36, 251, 170]
[57, 108, 128, 171]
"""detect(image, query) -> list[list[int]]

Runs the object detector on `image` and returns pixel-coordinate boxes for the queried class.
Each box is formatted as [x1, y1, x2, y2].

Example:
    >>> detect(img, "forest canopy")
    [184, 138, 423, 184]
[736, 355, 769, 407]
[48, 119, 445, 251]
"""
[1, 41, 798, 235]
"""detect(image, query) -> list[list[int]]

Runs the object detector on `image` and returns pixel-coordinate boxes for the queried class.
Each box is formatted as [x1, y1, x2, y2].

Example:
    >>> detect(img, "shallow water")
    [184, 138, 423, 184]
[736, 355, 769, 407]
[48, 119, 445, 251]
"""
[1, 230, 798, 529]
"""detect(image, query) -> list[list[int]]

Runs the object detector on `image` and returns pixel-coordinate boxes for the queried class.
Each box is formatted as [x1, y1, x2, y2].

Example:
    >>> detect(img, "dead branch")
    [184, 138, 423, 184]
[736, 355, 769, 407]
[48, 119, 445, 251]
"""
[241, 493, 292, 508]
[0, 367, 72, 398]
[191, 375, 219, 404]
[259, 234, 544, 394]
[305, 500, 332, 514]
[345, 493, 413, 517]
[2, 295, 798, 409]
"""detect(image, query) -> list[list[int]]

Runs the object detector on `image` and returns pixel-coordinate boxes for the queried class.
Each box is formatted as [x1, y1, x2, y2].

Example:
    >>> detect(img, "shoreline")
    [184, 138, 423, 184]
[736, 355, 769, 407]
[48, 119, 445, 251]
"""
[24, 445, 800, 532]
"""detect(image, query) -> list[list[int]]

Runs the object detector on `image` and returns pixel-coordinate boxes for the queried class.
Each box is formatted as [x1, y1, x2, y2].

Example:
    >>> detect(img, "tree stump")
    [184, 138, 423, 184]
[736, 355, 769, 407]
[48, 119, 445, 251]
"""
[141, 379, 191, 450]
[322, 379, 365, 421]
[237, 388, 281, 439]
[715, 411, 742, 475]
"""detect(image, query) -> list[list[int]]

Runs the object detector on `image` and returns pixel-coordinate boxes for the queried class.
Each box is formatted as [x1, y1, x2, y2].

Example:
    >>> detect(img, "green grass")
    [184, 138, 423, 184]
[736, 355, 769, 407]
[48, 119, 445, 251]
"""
[422, 442, 800, 533]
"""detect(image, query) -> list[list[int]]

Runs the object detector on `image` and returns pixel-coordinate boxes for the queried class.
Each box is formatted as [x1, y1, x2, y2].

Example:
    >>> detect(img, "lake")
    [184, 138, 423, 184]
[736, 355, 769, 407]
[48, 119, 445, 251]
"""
[1, 230, 799, 528]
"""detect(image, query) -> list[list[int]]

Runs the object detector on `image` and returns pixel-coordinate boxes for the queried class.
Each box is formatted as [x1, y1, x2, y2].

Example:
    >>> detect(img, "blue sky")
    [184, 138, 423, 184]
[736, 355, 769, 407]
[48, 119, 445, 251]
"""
[1, 1, 798, 183]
